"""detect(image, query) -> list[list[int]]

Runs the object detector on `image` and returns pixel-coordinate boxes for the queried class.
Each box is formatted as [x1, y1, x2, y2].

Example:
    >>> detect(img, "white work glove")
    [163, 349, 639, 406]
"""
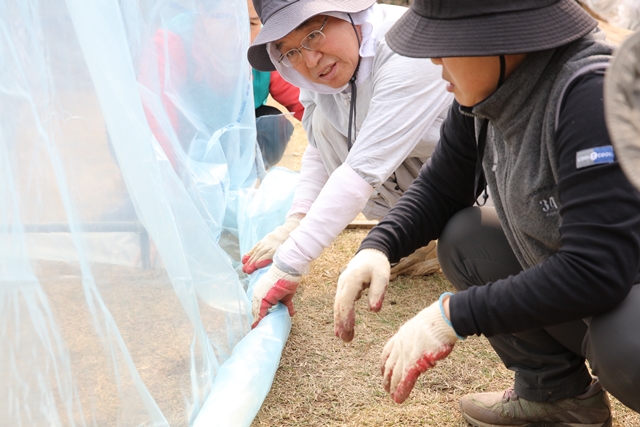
[251, 264, 301, 328]
[381, 292, 461, 404]
[334, 248, 391, 342]
[242, 216, 301, 274]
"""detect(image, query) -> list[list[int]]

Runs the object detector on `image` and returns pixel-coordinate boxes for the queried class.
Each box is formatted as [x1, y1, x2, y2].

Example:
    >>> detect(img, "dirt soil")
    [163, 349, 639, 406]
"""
[32, 261, 237, 427]
[251, 230, 640, 426]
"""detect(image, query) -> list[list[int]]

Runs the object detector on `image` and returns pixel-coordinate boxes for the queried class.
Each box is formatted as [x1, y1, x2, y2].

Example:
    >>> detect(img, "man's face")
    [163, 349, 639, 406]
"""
[275, 15, 361, 89]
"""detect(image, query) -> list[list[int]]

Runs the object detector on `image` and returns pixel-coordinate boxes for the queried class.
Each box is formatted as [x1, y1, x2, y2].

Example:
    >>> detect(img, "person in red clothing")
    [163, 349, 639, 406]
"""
[248, 0, 304, 168]
[139, 1, 304, 171]
[249, 0, 304, 122]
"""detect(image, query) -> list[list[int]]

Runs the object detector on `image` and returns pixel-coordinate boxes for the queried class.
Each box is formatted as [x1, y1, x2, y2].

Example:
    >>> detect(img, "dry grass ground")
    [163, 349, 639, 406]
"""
[252, 230, 640, 427]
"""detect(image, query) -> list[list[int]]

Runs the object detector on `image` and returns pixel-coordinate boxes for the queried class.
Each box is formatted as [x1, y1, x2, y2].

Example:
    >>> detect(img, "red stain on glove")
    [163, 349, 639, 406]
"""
[242, 257, 273, 274]
[383, 345, 454, 404]
[251, 277, 299, 328]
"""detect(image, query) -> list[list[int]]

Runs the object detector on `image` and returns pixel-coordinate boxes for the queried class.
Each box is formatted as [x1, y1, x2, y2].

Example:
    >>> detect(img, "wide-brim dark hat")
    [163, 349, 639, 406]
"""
[386, 0, 598, 58]
[604, 30, 640, 191]
[248, 0, 376, 71]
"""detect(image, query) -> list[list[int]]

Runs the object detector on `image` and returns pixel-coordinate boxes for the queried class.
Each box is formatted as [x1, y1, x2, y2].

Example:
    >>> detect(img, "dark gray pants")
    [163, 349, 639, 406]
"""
[437, 206, 640, 412]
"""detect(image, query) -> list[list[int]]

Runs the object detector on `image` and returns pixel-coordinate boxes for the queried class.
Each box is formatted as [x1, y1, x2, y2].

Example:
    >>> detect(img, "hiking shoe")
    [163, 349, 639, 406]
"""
[460, 379, 611, 427]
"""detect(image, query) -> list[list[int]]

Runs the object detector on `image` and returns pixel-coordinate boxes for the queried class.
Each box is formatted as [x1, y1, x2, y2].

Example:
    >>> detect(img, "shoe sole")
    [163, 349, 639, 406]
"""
[462, 413, 613, 427]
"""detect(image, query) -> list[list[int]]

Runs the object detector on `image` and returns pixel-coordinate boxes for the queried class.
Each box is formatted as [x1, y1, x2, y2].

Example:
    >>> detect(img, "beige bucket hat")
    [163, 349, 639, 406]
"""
[604, 30, 640, 190]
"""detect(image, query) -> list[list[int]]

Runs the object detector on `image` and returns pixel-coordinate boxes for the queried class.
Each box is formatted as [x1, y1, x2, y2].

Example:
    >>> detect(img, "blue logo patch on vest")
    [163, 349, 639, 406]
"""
[576, 146, 616, 169]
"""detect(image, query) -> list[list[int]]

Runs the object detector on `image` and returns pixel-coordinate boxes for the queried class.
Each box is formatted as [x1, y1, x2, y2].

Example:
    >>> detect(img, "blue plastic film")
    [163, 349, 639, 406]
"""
[1, 0, 298, 425]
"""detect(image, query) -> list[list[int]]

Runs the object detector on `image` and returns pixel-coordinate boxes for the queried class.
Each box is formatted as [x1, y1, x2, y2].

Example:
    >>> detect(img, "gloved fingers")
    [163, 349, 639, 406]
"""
[382, 365, 394, 394]
[387, 343, 429, 405]
[334, 310, 355, 342]
[255, 258, 273, 269]
[381, 337, 396, 390]
[242, 241, 277, 273]
[392, 345, 455, 403]
[242, 246, 259, 267]
[250, 243, 274, 262]
[252, 288, 285, 328]
[390, 355, 406, 400]
[243, 239, 266, 260]
[380, 297, 461, 403]
[250, 266, 301, 327]
[242, 228, 286, 272]
[251, 284, 264, 321]
[251, 297, 274, 329]
[243, 242, 267, 264]
[242, 257, 273, 274]
[382, 341, 402, 394]
[250, 273, 276, 328]
[384, 345, 456, 403]
[280, 296, 296, 317]
[367, 265, 390, 312]
[334, 270, 370, 342]
[391, 365, 419, 404]
[242, 262, 256, 275]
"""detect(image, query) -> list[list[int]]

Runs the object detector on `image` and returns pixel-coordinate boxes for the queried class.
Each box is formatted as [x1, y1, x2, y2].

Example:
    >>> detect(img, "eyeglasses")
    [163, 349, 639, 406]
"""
[278, 17, 328, 67]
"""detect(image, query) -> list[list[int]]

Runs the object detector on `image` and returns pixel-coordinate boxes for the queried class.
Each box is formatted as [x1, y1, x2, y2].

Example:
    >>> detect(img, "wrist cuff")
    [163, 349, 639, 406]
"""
[273, 249, 305, 276]
[282, 216, 301, 232]
[439, 292, 465, 341]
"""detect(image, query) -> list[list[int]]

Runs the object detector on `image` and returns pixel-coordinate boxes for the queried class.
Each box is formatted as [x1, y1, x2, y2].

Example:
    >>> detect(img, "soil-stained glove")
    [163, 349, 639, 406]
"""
[381, 293, 462, 404]
[334, 248, 390, 343]
[251, 264, 301, 328]
[242, 216, 301, 274]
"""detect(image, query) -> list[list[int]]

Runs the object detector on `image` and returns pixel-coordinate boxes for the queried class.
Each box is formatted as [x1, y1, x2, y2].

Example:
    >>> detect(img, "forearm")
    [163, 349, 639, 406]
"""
[287, 145, 329, 217]
[276, 164, 374, 273]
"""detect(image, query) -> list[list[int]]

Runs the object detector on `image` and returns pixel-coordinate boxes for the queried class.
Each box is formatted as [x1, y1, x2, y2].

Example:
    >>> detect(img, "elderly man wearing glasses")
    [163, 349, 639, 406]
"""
[243, 0, 453, 328]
